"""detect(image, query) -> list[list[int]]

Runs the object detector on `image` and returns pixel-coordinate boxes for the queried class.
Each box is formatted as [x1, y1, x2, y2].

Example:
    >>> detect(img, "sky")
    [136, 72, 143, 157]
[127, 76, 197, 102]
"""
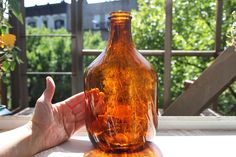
[24, 0, 110, 7]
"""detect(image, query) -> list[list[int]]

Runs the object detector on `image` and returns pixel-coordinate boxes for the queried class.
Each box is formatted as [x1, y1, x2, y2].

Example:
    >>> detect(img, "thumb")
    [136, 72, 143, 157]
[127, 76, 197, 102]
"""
[43, 76, 55, 103]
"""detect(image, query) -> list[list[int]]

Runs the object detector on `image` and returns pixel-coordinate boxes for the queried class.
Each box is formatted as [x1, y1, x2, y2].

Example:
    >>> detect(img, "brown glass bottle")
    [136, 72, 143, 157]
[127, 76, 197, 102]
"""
[84, 11, 157, 152]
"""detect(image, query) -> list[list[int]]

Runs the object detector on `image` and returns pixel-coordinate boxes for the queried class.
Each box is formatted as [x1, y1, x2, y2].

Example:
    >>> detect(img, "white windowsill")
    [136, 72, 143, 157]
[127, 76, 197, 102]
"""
[1, 116, 236, 131]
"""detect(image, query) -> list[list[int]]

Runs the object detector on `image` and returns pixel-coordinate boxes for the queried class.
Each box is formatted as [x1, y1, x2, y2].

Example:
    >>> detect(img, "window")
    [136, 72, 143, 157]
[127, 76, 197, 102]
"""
[93, 22, 100, 29]
[54, 19, 64, 29]
[93, 14, 101, 29]
[28, 21, 36, 27]
[13, 0, 231, 116]
[104, 14, 110, 29]
[93, 15, 101, 22]
[43, 20, 48, 27]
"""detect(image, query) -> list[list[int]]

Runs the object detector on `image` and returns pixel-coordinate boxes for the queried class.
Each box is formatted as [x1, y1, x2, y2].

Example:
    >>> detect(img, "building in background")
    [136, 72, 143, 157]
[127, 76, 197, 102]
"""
[25, 0, 138, 39]
[83, 0, 138, 39]
[25, 1, 71, 30]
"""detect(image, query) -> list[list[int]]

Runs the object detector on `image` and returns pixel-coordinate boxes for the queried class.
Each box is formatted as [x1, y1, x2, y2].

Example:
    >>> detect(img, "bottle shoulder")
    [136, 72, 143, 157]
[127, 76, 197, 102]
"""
[85, 47, 156, 77]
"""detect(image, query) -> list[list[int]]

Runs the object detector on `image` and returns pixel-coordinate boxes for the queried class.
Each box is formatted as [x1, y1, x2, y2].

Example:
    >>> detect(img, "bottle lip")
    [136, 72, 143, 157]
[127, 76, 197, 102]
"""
[109, 11, 132, 20]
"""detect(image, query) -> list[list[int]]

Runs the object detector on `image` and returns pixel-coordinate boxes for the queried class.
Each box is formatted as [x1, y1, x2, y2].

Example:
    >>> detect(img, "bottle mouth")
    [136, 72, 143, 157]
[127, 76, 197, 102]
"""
[109, 11, 132, 20]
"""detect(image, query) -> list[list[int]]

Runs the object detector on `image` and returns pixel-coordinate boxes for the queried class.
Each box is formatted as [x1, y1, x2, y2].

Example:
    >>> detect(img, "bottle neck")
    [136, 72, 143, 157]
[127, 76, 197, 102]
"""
[107, 19, 133, 46]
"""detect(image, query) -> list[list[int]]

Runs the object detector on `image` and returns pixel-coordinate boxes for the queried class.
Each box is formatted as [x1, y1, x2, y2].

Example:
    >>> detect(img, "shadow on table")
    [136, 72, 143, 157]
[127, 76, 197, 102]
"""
[83, 142, 163, 157]
[59, 138, 93, 153]
[34, 139, 93, 156]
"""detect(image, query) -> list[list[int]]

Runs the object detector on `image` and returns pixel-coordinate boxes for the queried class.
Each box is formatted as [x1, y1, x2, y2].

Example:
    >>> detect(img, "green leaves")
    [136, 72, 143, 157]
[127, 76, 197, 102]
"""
[227, 11, 236, 47]
[0, 46, 21, 79]
[8, 0, 23, 24]
[132, 0, 236, 112]
[26, 27, 106, 106]
[0, 0, 23, 81]
[83, 31, 106, 68]
[83, 31, 106, 49]
[132, 0, 165, 50]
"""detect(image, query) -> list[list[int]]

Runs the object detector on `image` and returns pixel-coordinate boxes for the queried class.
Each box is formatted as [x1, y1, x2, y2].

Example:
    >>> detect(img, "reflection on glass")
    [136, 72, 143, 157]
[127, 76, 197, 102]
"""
[84, 142, 162, 157]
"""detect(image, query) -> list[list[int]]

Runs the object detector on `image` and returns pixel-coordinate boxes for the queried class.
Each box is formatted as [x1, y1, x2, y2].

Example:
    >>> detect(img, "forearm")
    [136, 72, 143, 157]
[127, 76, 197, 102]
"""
[0, 122, 39, 157]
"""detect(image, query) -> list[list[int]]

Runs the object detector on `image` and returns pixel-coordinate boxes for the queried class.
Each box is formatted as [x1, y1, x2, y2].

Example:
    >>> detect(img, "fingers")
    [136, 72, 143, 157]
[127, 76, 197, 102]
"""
[64, 92, 85, 110]
[63, 92, 86, 133]
[43, 76, 55, 103]
[57, 99, 85, 136]
[60, 105, 76, 137]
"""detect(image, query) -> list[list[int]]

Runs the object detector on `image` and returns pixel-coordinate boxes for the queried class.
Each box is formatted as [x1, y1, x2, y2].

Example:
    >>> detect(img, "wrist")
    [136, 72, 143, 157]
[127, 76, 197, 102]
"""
[0, 121, 40, 157]
[25, 121, 42, 156]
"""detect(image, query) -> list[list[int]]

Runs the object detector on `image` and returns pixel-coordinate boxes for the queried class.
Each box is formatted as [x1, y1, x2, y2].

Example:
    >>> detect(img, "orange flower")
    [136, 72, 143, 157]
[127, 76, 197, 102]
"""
[0, 36, 4, 48]
[0, 34, 16, 50]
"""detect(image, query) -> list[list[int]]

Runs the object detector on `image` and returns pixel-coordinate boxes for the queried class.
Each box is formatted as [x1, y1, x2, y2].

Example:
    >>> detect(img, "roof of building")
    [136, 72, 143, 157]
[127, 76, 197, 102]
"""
[25, 1, 69, 17]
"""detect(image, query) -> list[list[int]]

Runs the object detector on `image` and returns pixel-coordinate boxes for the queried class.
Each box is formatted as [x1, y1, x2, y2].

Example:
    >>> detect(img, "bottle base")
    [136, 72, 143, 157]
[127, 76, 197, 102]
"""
[88, 133, 145, 153]
[100, 143, 145, 153]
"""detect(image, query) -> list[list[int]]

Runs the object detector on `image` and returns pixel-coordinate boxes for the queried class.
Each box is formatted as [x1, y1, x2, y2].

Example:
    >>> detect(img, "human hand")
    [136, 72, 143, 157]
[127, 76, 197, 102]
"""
[30, 76, 85, 154]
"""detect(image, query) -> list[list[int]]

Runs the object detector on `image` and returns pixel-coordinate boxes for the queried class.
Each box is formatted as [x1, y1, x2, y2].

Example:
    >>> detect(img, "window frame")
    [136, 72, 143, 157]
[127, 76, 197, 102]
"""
[9, 0, 223, 114]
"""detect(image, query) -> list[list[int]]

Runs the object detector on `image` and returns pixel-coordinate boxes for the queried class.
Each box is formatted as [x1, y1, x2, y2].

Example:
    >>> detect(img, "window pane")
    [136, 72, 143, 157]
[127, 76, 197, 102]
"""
[26, 32, 71, 72]
[24, 0, 72, 106]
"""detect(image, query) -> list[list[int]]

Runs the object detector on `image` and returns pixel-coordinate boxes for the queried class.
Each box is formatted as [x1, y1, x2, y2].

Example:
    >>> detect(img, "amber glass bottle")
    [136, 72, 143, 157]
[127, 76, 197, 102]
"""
[84, 11, 157, 152]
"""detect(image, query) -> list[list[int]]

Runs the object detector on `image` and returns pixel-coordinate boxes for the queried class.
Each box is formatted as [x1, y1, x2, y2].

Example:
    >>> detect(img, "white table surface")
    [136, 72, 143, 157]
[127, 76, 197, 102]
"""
[34, 134, 236, 157]
[2, 116, 236, 157]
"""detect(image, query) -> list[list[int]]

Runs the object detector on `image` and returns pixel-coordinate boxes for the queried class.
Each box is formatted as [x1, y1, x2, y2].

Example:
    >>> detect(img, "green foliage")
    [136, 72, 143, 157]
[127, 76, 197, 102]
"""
[227, 11, 236, 47]
[172, 0, 216, 50]
[222, 0, 236, 49]
[0, 0, 23, 32]
[0, 0, 23, 85]
[26, 27, 106, 106]
[84, 31, 106, 49]
[8, 0, 23, 23]
[83, 31, 106, 68]
[26, 27, 72, 105]
[132, 0, 236, 113]
[0, 46, 22, 79]
[27, 28, 71, 72]
[26, 0, 236, 114]
[132, 0, 165, 50]
[218, 83, 236, 115]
